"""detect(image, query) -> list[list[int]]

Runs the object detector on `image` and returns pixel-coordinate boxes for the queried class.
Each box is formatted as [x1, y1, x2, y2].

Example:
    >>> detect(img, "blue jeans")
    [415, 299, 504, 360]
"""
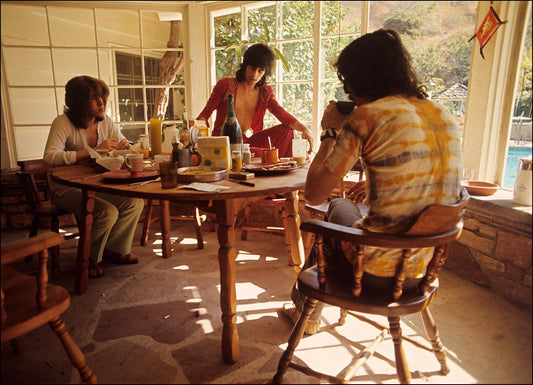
[291, 198, 422, 321]
[291, 198, 362, 321]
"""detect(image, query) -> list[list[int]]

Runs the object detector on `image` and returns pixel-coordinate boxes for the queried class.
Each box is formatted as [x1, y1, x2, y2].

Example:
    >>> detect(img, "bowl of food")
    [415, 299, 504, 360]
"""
[95, 156, 125, 172]
[177, 166, 226, 183]
[462, 180, 499, 196]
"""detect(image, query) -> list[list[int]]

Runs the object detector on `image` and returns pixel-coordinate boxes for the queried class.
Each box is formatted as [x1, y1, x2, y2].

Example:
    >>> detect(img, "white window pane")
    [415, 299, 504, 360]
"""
[98, 49, 114, 86]
[52, 49, 98, 86]
[9, 88, 57, 125]
[48, 6, 96, 47]
[3, 47, 53, 86]
[0, 4, 49, 46]
[15, 126, 51, 160]
[96, 9, 140, 48]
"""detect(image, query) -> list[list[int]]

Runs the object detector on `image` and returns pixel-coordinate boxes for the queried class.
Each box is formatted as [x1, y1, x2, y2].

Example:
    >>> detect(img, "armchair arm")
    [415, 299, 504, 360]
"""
[300, 219, 462, 249]
[1, 232, 64, 265]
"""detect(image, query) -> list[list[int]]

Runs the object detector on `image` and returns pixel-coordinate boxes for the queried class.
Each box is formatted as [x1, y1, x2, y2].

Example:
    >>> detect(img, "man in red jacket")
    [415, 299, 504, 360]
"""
[196, 43, 313, 157]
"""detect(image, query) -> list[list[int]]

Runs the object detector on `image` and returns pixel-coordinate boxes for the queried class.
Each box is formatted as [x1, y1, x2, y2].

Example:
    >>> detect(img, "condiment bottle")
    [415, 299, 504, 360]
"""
[221, 94, 243, 157]
[149, 118, 163, 156]
[138, 134, 150, 158]
[232, 150, 242, 172]
[180, 113, 191, 148]
[243, 143, 251, 164]
[194, 120, 209, 137]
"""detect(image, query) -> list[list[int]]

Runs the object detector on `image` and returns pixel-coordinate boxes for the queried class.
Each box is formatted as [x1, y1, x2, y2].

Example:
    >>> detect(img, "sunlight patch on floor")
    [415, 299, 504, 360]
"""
[235, 282, 265, 300]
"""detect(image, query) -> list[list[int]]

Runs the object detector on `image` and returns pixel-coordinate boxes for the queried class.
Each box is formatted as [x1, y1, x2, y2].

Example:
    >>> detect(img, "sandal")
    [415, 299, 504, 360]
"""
[88, 262, 104, 279]
[103, 249, 139, 265]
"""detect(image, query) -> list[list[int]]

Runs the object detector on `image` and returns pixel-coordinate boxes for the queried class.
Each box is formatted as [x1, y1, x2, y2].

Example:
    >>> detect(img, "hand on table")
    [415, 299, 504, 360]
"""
[96, 138, 130, 150]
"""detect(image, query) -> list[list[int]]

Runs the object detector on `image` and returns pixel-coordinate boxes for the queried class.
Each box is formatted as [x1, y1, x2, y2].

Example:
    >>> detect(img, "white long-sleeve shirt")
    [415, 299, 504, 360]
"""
[44, 113, 127, 197]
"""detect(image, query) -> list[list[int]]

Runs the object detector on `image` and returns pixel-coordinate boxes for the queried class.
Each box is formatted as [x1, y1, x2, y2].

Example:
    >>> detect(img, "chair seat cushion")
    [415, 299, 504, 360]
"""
[1, 265, 70, 342]
[297, 265, 438, 317]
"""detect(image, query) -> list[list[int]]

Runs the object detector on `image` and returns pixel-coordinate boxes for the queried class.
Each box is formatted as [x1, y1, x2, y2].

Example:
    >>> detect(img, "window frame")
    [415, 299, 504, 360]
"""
[206, 1, 531, 190]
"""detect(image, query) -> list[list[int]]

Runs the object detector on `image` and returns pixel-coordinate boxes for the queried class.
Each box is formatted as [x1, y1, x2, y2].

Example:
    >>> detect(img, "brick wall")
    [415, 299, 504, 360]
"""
[446, 198, 532, 310]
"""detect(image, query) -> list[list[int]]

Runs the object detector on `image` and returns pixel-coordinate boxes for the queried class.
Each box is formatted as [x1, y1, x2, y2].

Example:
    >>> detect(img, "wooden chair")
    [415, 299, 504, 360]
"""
[240, 195, 292, 261]
[273, 188, 470, 384]
[16, 159, 79, 279]
[1, 232, 97, 384]
[140, 199, 213, 250]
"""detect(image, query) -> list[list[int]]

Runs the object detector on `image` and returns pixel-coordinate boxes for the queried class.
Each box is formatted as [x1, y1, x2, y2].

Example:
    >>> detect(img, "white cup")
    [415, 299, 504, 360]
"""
[152, 154, 170, 170]
[124, 153, 144, 174]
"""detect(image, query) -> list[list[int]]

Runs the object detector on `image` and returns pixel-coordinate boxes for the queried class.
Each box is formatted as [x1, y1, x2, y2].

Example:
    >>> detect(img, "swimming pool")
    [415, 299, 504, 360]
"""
[504, 145, 533, 189]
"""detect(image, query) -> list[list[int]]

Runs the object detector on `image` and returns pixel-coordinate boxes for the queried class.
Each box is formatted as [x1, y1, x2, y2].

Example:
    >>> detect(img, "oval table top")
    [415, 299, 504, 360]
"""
[51, 164, 307, 202]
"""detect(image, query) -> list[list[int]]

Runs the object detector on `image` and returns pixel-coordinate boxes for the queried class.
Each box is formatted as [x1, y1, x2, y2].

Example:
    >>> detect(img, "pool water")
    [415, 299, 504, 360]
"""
[504, 145, 533, 189]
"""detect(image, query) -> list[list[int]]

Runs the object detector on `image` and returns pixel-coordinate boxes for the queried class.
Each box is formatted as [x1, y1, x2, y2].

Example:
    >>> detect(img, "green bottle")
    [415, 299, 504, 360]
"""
[221, 94, 243, 156]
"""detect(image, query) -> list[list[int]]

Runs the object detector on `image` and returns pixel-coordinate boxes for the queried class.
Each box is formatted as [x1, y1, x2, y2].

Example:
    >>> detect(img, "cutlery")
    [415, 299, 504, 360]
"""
[129, 177, 161, 186]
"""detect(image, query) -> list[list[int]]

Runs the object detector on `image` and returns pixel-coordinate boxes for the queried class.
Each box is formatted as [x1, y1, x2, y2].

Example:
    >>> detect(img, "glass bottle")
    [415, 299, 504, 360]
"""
[179, 113, 191, 148]
[221, 94, 243, 156]
[242, 143, 251, 164]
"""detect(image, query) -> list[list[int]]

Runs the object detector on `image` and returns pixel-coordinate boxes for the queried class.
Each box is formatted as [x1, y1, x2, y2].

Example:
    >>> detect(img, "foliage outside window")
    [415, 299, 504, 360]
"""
[211, 1, 477, 141]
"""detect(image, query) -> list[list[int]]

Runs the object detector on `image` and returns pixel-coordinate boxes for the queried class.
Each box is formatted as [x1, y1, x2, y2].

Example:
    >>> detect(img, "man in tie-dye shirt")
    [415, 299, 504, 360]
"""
[283, 29, 463, 335]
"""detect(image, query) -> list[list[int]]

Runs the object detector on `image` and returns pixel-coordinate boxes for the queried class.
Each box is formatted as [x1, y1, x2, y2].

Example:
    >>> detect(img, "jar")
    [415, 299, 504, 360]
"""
[242, 143, 252, 164]
[231, 150, 242, 172]
[138, 134, 150, 158]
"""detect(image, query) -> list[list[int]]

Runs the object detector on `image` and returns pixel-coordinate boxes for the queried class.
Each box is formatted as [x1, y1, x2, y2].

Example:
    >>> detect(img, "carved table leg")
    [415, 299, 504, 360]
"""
[159, 200, 172, 258]
[75, 189, 95, 295]
[282, 190, 304, 274]
[213, 199, 239, 364]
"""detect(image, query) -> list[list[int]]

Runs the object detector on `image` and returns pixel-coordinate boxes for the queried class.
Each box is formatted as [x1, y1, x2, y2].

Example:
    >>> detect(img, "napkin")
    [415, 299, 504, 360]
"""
[178, 182, 230, 193]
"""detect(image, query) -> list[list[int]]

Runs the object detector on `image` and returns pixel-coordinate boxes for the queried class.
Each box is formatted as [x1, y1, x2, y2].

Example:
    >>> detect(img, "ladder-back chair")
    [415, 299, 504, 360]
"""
[16, 159, 79, 279]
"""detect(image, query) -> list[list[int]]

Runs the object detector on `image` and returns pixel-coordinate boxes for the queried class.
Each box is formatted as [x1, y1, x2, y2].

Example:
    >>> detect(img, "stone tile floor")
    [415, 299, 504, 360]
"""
[1, 221, 531, 384]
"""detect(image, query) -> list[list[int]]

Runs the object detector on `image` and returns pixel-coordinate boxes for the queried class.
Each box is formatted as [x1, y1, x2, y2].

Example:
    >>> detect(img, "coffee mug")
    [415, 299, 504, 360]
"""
[175, 148, 202, 168]
[336, 100, 356, 115]
[125, 153, 144, 176]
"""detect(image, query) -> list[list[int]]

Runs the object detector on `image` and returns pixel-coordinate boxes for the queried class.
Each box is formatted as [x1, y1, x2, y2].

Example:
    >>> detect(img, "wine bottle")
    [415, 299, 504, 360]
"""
[221, 94, 243, 156]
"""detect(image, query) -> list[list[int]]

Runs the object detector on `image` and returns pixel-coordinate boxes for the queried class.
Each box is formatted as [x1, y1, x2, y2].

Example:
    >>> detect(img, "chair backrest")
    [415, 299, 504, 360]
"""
[16, 171, 42, 210]
[303, 187, 470, 301]
[17, 159, 52, 208]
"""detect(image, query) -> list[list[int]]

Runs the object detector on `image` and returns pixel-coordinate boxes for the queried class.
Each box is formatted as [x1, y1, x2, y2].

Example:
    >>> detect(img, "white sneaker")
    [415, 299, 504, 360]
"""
[281, 303, 320, 335]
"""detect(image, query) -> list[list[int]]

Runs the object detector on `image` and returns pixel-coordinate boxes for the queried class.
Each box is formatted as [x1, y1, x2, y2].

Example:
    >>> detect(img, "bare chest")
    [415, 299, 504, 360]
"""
[85, 125, 98, 147]
[235, 88, 260, 129]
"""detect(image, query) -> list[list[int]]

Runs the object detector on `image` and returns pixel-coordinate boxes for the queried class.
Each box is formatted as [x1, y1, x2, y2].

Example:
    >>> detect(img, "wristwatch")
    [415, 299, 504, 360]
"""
[320, 127, 337, 142]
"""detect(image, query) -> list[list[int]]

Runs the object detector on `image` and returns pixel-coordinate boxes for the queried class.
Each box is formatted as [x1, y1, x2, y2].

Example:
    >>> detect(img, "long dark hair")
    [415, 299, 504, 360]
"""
[334, 29, 427, 101]
[235, 43, 275, 88]
[64, 75, 109, 128]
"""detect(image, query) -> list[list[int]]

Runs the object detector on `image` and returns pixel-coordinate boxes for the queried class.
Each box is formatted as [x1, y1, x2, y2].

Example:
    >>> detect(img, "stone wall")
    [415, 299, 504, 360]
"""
[446, 198, 532, 310]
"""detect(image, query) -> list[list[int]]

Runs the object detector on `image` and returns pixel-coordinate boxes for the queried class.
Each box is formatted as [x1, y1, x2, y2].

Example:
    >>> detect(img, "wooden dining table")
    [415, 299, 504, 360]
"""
[50, 163, 307, 364]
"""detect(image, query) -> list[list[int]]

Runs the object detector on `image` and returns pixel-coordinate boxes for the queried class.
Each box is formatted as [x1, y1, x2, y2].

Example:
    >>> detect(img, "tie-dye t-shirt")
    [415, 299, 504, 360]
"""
[324, 95, 462, 277]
